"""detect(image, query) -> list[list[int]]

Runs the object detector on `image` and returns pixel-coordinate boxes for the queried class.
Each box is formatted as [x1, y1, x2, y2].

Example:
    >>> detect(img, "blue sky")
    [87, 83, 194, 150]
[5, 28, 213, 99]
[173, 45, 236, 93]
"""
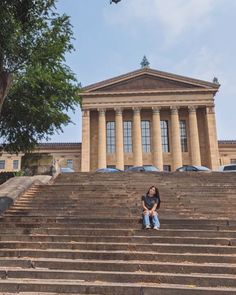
[49, 0, 236, 142]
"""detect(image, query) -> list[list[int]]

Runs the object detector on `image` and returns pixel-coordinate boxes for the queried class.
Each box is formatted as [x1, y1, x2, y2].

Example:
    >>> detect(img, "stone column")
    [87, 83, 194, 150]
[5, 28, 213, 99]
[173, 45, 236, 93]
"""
[152, 107, 163, 170]
[98, 108, 107, 169]
[188, 106, 201, 166]
[171, 106, 182, 170]
[205, 106, 220, 170]
[115, 108, 124, 170]
[133, 107, 143, 166]
[81, 109, 90, 172]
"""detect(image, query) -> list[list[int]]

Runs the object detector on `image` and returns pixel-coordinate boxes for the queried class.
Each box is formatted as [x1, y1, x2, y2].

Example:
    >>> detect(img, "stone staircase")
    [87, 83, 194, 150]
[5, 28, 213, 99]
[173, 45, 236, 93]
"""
[0, 172, 236, 294]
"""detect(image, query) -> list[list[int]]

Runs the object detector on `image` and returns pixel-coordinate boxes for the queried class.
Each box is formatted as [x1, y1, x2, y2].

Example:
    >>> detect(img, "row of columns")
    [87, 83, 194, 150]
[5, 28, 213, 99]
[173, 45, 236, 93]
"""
[82, 106, 203, 172]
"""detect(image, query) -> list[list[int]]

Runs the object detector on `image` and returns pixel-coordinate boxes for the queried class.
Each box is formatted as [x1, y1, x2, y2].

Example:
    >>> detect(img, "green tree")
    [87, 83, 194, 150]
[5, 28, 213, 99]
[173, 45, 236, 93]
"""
[0, 0, 80, 152]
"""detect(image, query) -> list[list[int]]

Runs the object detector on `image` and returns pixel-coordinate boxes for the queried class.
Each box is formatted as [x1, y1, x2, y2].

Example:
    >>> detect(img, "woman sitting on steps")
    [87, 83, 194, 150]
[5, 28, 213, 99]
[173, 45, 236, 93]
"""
[141, 185, 161, 230]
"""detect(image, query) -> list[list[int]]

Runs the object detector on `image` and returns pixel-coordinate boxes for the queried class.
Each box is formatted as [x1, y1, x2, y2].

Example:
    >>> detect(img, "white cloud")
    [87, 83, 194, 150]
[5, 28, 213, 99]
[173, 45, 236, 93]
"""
[104, 0, 216, 44]
[169, 46, 236, 140]
[172, 47, 223, 81]
[155, 0, 215, 44]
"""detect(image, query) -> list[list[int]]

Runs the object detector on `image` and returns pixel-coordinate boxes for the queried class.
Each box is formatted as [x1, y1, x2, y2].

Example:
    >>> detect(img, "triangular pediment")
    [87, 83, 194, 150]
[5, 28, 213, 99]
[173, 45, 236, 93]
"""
[93, 74, 201, 92]
[83, 68, 219, 93]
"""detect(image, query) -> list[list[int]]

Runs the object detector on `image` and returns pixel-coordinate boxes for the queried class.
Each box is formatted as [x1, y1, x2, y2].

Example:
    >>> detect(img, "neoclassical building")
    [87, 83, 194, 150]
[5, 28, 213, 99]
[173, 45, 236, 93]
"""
[81, 66, 221, 172]
[1, 67, 236, 174]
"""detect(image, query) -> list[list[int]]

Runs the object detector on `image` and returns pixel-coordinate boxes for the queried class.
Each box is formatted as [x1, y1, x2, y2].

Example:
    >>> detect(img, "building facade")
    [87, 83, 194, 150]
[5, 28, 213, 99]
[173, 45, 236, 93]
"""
[0, 143, 81, 174]
[34, 142, 81, 173]
[218, 141, 236, 166]
[1, 68, 236, 173]
[81, 67, 220, 172]
[0, 152, 23, 172]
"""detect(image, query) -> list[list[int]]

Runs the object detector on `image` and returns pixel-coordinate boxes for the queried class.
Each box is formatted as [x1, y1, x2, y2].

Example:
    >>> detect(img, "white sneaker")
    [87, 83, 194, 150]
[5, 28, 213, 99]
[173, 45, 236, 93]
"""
[153, 226, 160, 230]
[145, 225, 151, 229]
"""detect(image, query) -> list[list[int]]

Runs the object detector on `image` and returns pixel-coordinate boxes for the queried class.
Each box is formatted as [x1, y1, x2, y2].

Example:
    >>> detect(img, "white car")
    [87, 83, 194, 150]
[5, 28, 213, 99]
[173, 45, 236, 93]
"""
[219, 164, 236, 172]
[60, 167, 75, 173]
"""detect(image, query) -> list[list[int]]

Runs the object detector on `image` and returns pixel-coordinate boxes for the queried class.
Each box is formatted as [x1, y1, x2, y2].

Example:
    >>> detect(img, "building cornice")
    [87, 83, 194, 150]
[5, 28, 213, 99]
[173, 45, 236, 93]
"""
[36, 142, 81, 151]
[218, 140, 236, 145]
[81, 88, 218, 98]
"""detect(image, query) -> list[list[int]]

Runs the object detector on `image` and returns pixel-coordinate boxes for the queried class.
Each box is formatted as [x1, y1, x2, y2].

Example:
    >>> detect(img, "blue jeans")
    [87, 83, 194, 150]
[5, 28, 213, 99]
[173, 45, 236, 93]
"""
[143, 211, 160, 228]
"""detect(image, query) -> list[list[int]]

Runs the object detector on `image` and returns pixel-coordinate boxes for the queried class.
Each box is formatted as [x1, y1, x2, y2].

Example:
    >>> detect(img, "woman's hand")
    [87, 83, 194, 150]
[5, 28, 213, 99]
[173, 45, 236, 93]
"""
[149, 209, 158, 216]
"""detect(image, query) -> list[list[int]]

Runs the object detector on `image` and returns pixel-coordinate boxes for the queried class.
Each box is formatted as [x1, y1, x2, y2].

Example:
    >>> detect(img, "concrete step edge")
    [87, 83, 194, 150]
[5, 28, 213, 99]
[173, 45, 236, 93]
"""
[0, 241, 235, 249]
[1, 279, 236, 293]
[2, 268, 236, 279]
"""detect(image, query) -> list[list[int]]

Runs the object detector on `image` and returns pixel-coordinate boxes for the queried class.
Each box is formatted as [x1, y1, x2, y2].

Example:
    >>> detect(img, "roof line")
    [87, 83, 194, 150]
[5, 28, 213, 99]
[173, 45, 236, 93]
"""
[82, 67, 219, 92]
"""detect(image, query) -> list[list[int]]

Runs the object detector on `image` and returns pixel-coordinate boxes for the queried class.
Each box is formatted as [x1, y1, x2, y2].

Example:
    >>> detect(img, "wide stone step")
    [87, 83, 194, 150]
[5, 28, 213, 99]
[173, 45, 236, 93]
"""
[18, 192, 130, 197]
[11, 204, 236, 211]
[5, 208, 136, 214]
[0, 235, 234, 245]
[11, 203, 236, 210]
[0, 216, 232, 222]
[0, 241, 236, 254]
[2, 258, 236, 275]
[1, 228, 236, 238]
[3, 211, 136, 217]
[1, 279, 236, 294]
[20, 200, 226, 213]
[1, 269, 236, 288]
[2, 172, 236, 294]
[31, 214, 236, 220]
[6, 211, 234, 218]
[8, 204, 139, 209]
[1, 217, 234, 225]
[10, 195, 236, 201]
[5, 209, 236, 218]
[2, 222, 236, 232]
[0, 249, 236, 264]
[19, 190, 236, 195]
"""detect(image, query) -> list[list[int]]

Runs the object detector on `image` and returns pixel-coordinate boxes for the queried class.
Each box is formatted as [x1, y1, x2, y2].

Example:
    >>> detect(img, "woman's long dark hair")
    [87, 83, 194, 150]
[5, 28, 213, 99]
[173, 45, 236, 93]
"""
[146, 185, 161, 208]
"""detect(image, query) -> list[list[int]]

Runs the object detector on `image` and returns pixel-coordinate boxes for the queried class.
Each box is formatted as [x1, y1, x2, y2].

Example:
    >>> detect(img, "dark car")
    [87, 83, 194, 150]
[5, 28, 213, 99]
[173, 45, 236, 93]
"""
[176, 165, 211, 172]
[125, 165, 160, 172]
[96, 168, 123, 173]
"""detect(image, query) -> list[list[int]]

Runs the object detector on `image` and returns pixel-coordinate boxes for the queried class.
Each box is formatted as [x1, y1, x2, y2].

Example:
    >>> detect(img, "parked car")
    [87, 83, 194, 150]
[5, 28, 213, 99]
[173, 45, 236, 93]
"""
[96, 168, 123, 173]
[60, 167, 75, 173]
[219, 164, 236, 172]
[125, 165, 160, 172]
[176, 165, 211, 172]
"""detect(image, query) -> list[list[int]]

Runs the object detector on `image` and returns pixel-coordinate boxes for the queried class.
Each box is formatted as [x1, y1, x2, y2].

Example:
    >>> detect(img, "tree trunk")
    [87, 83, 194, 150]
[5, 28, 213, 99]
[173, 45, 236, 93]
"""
[0, 71, 12, 115]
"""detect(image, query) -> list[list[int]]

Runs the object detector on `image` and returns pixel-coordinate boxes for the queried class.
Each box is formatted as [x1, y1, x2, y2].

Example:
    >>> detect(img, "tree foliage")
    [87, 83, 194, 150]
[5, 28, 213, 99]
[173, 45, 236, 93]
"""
[0, 0, 80, 153]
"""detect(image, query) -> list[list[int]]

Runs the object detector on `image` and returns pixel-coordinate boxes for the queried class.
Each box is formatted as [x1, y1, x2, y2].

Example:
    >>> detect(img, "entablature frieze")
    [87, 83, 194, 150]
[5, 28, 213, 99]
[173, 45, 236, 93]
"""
[83, 104, 209, 113]
[81, 92, 214, 109]
[82, 101, 212, 111]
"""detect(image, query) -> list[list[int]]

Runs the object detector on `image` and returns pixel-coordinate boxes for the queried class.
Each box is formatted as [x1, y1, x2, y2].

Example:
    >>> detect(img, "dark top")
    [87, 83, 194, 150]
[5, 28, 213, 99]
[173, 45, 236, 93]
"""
[141, 194, 160, 211]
